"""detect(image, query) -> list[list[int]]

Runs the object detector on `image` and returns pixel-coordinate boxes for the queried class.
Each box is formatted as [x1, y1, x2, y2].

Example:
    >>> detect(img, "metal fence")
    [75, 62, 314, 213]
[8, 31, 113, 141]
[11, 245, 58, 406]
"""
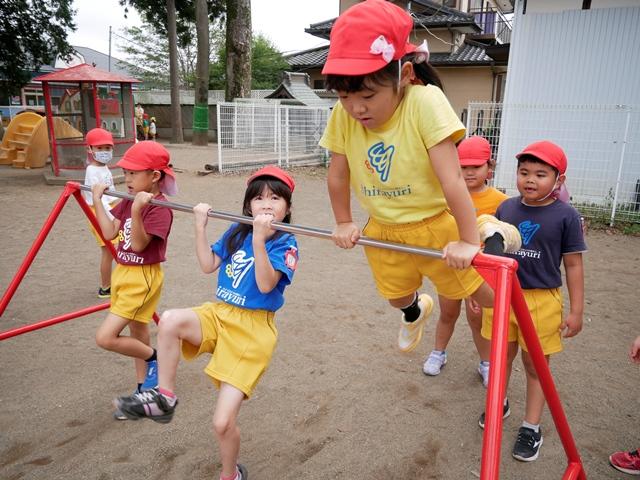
[467, 102, 640, 225]
[216, 102, 331, 172]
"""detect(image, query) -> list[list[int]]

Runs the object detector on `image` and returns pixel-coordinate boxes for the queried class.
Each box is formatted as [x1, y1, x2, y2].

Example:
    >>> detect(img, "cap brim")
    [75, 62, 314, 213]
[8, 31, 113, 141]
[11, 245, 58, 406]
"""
[322, 57, 389, 76]
[459, 158, 489, 167]
[116, 158, 145, 170]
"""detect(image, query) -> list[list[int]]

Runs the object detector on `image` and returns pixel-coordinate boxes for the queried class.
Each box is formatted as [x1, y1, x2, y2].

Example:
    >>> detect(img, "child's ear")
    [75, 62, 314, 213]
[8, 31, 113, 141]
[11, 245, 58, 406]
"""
[558, 173, 566, 185]
[486, 169, 494, 180]
[400, 61, 414, 86]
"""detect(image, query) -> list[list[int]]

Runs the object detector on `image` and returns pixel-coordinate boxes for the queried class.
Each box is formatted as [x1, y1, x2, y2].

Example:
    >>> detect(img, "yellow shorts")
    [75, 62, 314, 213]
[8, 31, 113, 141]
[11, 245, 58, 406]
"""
[362, 211, 484, 300]
[481, 288, 563, 355]
[88, 205, 119, 247]
[110, 263, 163, 324]
[182, 302, 277, 398]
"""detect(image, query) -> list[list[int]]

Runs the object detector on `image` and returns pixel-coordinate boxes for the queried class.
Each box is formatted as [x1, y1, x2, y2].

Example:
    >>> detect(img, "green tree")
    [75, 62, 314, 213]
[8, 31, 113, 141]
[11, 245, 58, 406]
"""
[0, 0, 77, 94]
[209, 34, 289, 91]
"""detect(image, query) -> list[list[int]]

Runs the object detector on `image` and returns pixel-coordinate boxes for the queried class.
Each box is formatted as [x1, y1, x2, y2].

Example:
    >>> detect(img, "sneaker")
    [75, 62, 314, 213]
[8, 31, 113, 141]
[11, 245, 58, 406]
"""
[237, 463, 249, 480]
[478, 398, 511, 429]
[609, 449, 640, 475]
[113, 406, 128, 421]
[141, 359, 158, 391]
[512, 426, 543, 462]
[398, 294, 434, 352]
[477, 361, 490, 388]
[115, 387, 177, 424]
[422, 350, 447, 376]
[97, 286, 111, 298]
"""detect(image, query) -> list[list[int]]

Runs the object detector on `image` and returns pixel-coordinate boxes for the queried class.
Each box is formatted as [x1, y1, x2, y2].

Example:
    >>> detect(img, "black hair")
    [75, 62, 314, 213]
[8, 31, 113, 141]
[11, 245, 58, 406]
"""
[224, 177, 293, 255]
[325, 60, 400, 93]
[517, 155, 559, 175]
[403, 53, 444, 90]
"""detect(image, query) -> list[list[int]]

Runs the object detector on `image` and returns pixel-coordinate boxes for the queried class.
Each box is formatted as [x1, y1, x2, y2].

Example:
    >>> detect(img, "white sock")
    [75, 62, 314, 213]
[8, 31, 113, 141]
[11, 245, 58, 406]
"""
[522, 420, 540, 433]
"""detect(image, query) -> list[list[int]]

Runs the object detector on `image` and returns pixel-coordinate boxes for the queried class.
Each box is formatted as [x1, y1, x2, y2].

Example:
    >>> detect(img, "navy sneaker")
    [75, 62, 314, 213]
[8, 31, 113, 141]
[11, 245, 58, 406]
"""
[512, 426, 543, 462]
[141, 359, 158, 391]
[97, 286, 111, 298]
[115, 388, 177, 424]
[478, 399, 511, 429]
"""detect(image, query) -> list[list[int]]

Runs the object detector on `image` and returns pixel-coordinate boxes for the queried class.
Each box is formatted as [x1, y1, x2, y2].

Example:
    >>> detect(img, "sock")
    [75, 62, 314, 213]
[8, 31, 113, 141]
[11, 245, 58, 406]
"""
[480, 360, 490, 366]
[159, 387, 177, 406]
[220, 467, 239, 480]
[145, 348, 157, 363]
[137, 383, 143, 393]
[504, 397, 508, 407]
[400, 294, 421, 322]
[522, 420, 540, 433]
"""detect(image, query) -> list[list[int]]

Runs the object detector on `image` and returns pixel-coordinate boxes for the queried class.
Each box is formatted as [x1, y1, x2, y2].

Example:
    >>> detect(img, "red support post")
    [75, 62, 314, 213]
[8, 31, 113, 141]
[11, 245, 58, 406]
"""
[0, 183, 75, 316]
[0, 303, 110, 341]
[511, 280, 586, 479]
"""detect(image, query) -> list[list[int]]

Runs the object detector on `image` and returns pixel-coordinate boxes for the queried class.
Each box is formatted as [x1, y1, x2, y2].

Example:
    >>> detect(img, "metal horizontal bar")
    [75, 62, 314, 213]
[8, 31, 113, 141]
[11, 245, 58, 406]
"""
[78, 184, 444, 259]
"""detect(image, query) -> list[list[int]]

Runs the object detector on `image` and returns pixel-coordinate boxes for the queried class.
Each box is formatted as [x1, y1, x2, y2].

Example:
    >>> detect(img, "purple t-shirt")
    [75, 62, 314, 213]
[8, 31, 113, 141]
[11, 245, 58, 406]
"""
[496, 197, 587, 289]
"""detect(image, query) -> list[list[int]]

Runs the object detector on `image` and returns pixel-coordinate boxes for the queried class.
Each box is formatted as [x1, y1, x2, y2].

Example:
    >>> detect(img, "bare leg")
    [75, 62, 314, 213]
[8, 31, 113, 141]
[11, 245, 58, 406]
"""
[129, 320, 152, 383]
[99, 246, 113, 289]
[465, 298, 491, 361]
[470, 282, 494, 309]
[157, 308, 202, 392]
[521, 350, 549, 424]
[433, 296, 462, 351]
[213, 383, 245, 478]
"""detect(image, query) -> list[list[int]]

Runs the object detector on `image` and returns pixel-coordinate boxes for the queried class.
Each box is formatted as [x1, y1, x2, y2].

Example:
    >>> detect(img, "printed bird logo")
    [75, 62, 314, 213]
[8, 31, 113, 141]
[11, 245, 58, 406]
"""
[367, 142, 394, 182]
[518, 220, 540, 246]
[228, 250, 255, 288]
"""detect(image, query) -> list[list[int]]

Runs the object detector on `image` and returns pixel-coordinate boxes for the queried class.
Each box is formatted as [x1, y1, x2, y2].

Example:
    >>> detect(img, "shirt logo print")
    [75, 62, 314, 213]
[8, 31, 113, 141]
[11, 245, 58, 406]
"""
[366, 142, 394, 182]
[518, 220, 540, 246]
[226, 250, 255, 288]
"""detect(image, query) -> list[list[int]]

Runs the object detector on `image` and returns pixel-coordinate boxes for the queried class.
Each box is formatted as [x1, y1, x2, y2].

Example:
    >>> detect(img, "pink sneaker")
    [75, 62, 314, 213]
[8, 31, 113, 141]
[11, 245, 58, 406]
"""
[610, 449, 640, 475]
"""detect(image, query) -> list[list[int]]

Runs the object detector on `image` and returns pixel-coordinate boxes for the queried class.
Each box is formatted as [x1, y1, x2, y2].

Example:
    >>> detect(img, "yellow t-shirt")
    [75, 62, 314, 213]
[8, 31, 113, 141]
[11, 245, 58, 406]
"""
[470, 187, 508, 217]
[320, 85, 465, 224]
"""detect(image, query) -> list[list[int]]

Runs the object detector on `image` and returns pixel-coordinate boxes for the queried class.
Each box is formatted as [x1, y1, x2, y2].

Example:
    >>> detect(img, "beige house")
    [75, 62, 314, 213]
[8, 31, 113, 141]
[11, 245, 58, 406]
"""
[286, 0, 512, 120]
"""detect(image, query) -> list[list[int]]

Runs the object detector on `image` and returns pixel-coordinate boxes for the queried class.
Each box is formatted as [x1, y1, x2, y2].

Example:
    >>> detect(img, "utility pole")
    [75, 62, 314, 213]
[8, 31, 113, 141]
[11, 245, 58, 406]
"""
[108, 26, 112, 72]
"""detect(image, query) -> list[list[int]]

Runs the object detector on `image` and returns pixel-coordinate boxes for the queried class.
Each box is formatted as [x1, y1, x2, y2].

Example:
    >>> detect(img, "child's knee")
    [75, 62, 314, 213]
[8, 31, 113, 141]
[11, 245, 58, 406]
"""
[212, 413, 236, 437]
[95, 329, 115, 350]
[159, 310, 184, 335]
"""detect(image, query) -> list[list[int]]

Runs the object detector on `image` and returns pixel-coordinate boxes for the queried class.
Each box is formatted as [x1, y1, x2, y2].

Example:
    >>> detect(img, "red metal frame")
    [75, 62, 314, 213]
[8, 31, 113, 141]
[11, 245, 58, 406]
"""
[473, 254, 586, 480]
[0, 182, 586, 479]
[0, 182, 159, 339]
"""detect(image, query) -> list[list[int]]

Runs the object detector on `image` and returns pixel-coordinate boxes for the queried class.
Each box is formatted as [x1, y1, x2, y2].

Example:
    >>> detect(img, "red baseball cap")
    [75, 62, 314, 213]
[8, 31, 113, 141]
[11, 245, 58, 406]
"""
[86, 128, 114, 147]
[247, 166, 295, 193]
[457, 136, 491, 166]
[516, 140, 567, 175]
[117, 141, 178, 195]
[322, 0, 416, 76]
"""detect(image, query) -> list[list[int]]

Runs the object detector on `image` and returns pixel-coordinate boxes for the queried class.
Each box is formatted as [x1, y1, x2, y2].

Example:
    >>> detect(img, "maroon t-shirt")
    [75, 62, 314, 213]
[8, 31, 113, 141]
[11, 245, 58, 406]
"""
[110, 195, 173, 265]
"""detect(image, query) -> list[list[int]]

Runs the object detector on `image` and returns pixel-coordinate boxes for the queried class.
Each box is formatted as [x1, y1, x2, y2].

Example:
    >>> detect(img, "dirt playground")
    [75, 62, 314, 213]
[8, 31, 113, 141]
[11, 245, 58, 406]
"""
[0, 144, 638, 479]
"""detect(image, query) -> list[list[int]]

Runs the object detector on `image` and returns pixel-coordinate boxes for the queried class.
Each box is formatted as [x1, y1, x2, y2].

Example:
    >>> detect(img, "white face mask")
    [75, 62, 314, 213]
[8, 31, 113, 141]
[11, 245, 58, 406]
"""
[93, 150, 113, 164]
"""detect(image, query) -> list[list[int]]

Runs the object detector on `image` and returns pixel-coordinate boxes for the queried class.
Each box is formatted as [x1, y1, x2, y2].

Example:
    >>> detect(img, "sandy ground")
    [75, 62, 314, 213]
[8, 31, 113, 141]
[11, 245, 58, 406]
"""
[0, 144, 638, 480]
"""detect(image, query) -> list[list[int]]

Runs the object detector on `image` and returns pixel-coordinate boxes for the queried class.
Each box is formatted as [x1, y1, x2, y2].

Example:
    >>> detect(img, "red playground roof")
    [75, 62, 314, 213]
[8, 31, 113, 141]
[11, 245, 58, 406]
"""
[34, 63, 140, 83]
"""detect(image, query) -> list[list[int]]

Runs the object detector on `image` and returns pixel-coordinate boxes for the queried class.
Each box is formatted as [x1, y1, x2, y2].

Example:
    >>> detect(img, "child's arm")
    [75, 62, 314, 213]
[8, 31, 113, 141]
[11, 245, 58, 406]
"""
[91, 183, 120, 239]
[129, 192, 156, 252]
[327, 152, 360, 248]
[630, 336, 640, 363]
[560, 252, 584, 338]
[429, 138, 480, 268]
[252, 214, 284, 293]
[193, 203, 222, 274]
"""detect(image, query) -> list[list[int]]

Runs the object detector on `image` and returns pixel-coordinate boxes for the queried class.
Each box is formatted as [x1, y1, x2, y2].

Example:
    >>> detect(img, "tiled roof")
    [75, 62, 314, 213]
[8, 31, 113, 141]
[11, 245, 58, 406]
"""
[285, 42, 496, 69]
[265, 72, 330, 107]
[305, 1, 479, 39]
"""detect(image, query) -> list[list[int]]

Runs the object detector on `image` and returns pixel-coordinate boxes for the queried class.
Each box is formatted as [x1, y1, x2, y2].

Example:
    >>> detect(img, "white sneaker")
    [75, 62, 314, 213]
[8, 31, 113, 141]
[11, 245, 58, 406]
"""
[398, 294, 434, 352]
[423, 350, 447, 376]
[478, 361, 490, 388]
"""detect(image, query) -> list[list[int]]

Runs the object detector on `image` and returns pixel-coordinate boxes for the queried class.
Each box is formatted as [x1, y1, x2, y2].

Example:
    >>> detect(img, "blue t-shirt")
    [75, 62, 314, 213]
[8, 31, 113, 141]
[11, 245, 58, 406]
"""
[212, 225, 298, 311]
[496, 198, 587, 289]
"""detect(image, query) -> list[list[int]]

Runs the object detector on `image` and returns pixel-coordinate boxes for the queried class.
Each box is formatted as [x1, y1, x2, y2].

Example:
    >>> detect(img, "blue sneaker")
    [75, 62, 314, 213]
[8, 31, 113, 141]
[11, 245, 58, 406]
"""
[141, 360, 158, 391]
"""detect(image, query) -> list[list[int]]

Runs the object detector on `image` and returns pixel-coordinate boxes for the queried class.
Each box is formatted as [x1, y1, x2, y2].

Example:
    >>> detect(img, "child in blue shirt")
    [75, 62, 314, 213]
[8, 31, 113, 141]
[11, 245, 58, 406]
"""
[115, 166, 298, 480]
[479, 141, 586, 462]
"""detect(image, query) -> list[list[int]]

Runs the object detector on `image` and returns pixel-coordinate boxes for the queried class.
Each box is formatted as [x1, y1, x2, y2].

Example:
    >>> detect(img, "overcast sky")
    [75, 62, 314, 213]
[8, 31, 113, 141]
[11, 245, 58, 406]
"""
[67, 0, 337, 60]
